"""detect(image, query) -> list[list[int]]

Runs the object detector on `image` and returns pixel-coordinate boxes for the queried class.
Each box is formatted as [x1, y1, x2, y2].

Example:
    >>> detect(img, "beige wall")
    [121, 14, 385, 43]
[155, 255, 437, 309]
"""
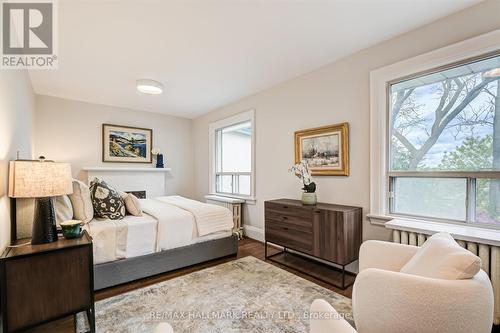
[0, 71, 35, 251]
[34, 95, 194, 197]
[192, 0, 500, 241]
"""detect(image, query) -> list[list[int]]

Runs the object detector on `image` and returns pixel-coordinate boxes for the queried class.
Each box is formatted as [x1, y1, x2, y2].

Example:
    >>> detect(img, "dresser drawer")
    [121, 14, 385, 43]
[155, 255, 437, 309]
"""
[265, 221, 313, 254]
[265, 201, 312, 220]
[265, 210, 312, 230]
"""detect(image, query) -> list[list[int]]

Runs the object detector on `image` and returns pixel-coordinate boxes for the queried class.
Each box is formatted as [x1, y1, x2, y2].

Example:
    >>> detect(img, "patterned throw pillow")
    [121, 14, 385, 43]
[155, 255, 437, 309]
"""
[89, 178, 126, 220]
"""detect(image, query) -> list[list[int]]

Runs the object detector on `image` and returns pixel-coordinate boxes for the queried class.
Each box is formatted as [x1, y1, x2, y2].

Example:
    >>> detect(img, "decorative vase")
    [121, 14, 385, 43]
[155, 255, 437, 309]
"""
[302, 192, 317, 205]
[156, 154, 164, 168]
[60, 220, 82, 239]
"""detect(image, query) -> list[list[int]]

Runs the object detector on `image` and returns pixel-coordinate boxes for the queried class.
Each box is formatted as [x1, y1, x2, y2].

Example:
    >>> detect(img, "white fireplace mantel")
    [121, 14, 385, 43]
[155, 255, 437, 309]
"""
[82, 167, 171, 172]
[82, 166, 171, 197]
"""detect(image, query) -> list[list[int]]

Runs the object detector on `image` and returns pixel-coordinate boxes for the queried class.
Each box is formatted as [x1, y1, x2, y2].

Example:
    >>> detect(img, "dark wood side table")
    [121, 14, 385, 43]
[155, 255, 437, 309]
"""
[265, 199, 362, 289]
[0, 230, 95, 333]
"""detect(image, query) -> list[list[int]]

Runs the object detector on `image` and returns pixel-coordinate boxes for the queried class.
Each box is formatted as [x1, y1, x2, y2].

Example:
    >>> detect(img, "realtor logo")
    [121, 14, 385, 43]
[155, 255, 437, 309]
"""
[1, 0, 58, 69]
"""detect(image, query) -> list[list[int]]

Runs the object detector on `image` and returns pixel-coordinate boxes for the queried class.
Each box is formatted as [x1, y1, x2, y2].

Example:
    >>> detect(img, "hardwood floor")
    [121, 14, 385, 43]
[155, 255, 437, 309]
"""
[22, 238, 352, 333]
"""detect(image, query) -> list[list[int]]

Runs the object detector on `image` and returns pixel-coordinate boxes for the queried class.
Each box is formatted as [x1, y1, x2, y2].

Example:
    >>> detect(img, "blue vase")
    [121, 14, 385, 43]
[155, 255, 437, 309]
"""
[156, 154, 164, 168]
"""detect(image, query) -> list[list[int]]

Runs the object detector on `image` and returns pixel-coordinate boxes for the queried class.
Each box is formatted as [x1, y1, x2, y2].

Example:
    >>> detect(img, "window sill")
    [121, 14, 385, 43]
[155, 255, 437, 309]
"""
[384, 217, 500, 247]
[367, 214, 393, 226]
[206, 193, 256, 205]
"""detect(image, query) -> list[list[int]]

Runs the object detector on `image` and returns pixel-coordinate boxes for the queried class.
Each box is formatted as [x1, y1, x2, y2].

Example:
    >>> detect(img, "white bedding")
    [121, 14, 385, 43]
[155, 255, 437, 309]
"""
[86, 196, 234, 264]
[84, 214, 157, 264]
[123, 214, 157, 257]
[140, 198, 195, 251]
[155, 196, 234, 236]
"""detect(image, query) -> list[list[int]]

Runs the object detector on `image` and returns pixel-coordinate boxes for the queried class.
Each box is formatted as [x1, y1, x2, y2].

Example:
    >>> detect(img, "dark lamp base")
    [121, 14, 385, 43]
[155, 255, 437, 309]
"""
[31, 197, 58, 245]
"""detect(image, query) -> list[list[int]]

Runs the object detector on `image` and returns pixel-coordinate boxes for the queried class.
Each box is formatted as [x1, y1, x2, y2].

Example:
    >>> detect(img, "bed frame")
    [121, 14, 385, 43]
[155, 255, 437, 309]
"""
[93, 234, 238, 290]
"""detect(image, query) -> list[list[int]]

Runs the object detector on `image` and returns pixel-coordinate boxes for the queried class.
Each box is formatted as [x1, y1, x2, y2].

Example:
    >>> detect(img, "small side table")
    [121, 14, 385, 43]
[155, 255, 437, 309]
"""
[0, 231, 95, 333]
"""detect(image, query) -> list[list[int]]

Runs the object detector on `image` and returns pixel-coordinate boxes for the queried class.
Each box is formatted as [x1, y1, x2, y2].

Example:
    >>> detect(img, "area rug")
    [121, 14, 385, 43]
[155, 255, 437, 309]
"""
[77, 256, 353, 333]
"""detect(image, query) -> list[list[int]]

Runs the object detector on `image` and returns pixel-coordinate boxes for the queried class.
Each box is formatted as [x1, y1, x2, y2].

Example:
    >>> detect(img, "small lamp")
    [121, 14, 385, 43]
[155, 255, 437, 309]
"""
[8, 159, 73, 245]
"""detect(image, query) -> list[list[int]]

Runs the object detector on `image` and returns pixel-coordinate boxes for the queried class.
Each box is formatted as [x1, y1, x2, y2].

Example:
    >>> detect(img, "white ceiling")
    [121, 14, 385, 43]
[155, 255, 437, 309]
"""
[29, 0, 482, 119]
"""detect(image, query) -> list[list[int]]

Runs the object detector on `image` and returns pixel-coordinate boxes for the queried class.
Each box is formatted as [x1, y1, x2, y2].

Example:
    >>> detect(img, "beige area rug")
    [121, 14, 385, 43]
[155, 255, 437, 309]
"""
[78, 256, 353, 333]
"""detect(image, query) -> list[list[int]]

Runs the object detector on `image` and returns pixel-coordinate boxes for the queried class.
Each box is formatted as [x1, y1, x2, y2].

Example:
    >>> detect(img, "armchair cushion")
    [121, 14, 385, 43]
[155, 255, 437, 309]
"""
[400, 232, 481, 280]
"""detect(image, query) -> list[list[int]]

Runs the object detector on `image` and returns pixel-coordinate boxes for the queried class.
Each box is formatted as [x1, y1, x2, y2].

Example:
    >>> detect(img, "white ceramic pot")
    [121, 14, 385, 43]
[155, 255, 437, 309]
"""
[302, 192, 317, 205]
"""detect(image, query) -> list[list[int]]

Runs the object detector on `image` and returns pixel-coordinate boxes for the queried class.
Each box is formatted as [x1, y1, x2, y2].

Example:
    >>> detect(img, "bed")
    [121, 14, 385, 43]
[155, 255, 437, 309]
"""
[84, 196, 238, 290]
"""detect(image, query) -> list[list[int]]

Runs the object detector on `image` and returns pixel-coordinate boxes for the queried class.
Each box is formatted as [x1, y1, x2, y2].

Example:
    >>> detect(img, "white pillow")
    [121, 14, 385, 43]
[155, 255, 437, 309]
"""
[68, 179, 94, 223]
[55, 195, 74, 226]
[400, 232, 481, 280]
[123, 193, 142, 216]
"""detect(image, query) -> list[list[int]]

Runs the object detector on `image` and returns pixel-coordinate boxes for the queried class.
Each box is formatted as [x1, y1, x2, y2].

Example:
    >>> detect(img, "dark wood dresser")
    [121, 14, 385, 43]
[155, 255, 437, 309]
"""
[0, 231, 95, 333]
[265, 199, 362, 288]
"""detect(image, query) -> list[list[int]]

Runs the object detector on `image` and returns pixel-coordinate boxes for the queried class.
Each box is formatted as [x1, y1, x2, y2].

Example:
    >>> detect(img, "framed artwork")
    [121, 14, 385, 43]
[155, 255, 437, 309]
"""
[294, 122, 349, 176]
[102, 124, 153, 163]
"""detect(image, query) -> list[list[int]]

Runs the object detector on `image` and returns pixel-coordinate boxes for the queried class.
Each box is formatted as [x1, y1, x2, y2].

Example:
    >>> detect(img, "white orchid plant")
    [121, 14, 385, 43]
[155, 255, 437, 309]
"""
[289, 160, 316, 193]
[151, 148, 161, 155]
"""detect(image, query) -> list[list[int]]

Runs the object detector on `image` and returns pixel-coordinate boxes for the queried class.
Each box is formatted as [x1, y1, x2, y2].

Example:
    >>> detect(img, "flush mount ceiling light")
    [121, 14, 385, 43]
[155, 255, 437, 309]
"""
[136, 79, 164, 95]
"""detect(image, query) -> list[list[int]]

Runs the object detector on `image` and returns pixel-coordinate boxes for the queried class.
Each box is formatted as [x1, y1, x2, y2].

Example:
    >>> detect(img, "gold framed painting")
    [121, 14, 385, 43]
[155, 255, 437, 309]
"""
[102, 124, 153, 163]
[294, 122, 349, 176]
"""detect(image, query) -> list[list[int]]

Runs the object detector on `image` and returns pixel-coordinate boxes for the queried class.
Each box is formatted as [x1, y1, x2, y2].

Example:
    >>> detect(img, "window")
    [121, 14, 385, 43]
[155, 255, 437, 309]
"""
[388, 52, 500, 225]
[209, 110, 255, 199]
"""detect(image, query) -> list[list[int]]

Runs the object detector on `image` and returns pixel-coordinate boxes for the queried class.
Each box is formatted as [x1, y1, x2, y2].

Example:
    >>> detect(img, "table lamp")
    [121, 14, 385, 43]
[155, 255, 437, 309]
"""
[8, 159, 73, 244]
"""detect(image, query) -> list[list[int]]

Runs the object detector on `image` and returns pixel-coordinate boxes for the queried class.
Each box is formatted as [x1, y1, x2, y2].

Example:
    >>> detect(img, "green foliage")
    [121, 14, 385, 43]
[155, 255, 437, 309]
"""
[303, 182, 316, 193]
[438, 135, 496, 218]
[439, 135, 493, 171]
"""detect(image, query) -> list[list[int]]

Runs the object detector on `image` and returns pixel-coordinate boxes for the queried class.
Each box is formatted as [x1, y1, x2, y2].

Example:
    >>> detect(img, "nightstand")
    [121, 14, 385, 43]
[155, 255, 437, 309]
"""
[0, 231, 95, 333]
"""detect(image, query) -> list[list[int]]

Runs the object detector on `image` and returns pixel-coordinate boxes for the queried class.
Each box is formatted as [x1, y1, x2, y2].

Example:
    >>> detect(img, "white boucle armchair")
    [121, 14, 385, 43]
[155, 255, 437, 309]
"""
[310, 240, 494, 333]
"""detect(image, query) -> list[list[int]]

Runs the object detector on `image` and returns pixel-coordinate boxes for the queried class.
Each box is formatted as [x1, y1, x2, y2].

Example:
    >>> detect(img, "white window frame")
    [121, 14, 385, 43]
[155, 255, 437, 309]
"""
[209, 109, 256, 203]
[369, 29, 500, 227]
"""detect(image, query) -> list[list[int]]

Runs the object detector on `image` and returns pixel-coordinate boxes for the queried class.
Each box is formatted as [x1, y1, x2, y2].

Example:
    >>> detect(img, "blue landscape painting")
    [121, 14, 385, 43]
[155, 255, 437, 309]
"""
[109, 130, 147, 158]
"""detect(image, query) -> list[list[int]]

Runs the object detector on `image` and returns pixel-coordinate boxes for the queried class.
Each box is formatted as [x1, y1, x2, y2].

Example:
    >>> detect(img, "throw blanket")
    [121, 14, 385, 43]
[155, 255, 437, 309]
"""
[155, 196, 234, 236]
[83, 219, 128, 265]
[141, 198, 194, 251]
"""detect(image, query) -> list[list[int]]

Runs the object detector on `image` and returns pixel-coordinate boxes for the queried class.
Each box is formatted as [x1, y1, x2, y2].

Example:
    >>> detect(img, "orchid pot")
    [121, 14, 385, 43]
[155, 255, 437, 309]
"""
[301, 192, 317, 205]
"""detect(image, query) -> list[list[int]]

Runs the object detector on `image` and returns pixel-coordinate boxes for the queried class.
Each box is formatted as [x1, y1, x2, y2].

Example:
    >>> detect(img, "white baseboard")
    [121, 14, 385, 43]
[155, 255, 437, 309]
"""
[243, 225, 264, 242]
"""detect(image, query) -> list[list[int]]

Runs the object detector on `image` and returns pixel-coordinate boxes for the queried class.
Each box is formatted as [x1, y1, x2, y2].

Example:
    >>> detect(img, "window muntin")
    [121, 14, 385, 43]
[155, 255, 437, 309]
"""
[388, 53, 500, 225]
[214, 120, 252, 196]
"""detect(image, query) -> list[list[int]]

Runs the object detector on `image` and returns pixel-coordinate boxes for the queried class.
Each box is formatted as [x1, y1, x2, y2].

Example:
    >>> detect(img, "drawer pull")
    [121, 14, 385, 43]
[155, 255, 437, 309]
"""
[282, 216, 288, 220]
[283, 205, 288, 209]
[283, 227, 289, 231]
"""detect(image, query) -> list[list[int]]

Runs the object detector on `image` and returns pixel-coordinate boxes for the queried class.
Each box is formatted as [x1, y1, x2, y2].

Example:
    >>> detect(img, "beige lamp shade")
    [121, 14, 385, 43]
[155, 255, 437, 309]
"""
[8, 160, 73, 198]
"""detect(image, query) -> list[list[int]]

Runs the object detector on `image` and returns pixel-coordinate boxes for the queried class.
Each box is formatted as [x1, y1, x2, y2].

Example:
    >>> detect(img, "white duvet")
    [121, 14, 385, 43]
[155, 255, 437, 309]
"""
[84, 214, 157, 264]
[141, 198, 195, 251]
[155, 196, 234, 236]
[86, 196, 234, 264]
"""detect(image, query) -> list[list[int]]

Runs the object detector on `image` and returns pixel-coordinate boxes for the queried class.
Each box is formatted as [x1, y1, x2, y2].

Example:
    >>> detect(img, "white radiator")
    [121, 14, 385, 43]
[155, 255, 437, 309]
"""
[205, 195, 244, 238]
[392, 229, 500, 325]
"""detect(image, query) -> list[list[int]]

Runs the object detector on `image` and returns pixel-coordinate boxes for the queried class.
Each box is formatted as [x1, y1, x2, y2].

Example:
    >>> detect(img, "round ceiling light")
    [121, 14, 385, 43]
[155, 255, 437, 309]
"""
[136, 79, 164, 95]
